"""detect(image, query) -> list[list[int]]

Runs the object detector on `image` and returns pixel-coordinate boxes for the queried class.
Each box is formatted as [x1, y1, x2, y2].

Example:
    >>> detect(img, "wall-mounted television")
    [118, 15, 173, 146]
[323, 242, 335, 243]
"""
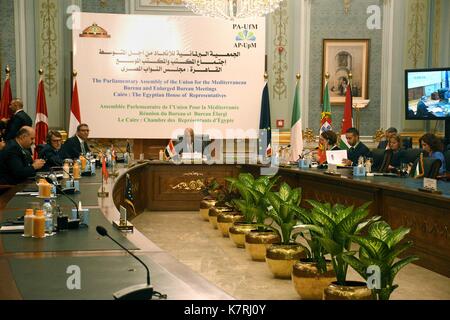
[405, 67, 450, 120]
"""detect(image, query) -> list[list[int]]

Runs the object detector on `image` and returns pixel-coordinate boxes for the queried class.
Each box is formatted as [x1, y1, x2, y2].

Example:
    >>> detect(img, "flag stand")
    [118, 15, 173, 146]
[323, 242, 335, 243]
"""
[98, 176, 109, 198]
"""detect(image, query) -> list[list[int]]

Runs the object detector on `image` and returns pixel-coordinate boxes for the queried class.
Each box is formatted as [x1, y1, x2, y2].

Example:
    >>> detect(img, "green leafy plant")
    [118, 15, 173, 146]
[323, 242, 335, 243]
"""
[200, 177, 220, 198]
[226, 173, 278, 226]
[300, 200, 380, 285]
[342, 221, 418, 300]
[265, 182, 302, 245]
[215, 183, 241, 210]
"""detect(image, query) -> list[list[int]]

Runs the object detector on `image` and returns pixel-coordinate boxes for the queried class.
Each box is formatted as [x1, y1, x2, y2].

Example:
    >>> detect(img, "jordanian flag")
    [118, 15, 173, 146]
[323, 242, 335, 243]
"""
[339, 82, 353, 150]
[290, 78, 303, 161]
[318, 80, 332, 163]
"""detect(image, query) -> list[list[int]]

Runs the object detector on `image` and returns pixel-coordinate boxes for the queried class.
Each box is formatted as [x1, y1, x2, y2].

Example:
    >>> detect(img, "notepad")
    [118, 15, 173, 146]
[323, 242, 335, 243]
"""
[0, 225, 24, 233]
[326, 150, 348, 165]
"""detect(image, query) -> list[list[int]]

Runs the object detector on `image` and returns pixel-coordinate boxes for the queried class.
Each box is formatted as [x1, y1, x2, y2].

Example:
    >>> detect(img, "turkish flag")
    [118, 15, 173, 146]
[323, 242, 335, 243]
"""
[34, 79, 48, 159]
[0, 78, 12, 120]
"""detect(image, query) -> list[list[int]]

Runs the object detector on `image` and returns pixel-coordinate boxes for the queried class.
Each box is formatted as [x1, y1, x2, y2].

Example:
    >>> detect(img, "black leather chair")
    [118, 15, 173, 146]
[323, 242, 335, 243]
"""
[402, 136, 413, 149]
[410, 158, 442, 179]
[398, 148, 423, 165]
[371, 149, 392, 172]
[445, 150, 450, 173]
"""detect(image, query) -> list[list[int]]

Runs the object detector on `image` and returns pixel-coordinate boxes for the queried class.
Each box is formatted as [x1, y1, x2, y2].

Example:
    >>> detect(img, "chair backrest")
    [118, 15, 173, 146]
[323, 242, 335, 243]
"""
[399, 148, 422, 165]
[445, 150, 450, 173]
[379, 149, 393, 173]
[410, 158, 442, 179]
[402, 136, 413, 149]
[370, 149, 385, 172]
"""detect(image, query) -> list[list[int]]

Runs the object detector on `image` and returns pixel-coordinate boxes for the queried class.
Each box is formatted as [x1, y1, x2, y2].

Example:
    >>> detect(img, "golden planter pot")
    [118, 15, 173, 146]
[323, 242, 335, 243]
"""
[324, 281, 373, 300]
[199, 198, 216, 221]
[229, 222, 257, 248]
[265, 244, 307, 279]
[217, 212, 244, 237]
[208, 206, 233, 230]
[292, 259, 336, 300]
[245, 230, 281, 261]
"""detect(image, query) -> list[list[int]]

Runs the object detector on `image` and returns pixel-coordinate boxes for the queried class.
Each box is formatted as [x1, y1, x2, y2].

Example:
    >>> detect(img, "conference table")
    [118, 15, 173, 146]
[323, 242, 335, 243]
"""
[1, 160, 449, 300]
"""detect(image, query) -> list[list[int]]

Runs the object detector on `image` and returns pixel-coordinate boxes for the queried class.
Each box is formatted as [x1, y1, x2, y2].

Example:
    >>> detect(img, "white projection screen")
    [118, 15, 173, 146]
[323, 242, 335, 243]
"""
[72, 12, 266, 139]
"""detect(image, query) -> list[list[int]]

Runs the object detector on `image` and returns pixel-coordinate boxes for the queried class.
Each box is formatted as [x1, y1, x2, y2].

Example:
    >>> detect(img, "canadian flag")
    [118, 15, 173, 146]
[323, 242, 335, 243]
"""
[34, 78, 48, 159]
[68, 80, 81, 137]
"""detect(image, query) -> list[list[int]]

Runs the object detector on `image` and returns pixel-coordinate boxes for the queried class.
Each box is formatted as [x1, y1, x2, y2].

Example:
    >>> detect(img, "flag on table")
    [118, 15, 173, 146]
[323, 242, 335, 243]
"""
[266, 144, 272, 157]
[124, 173, 136, 216]
[68, 80, 81, 137]
[0, 74, 12, 120]
[102, 155, 109, 182]
[259, 80, 271, 156]
[339, 81, 353, 150]
[317, 79, 332, 164]
[164, 140, 176, 159]
[34, 77, 48, 159]
[290, 77, 303, 161]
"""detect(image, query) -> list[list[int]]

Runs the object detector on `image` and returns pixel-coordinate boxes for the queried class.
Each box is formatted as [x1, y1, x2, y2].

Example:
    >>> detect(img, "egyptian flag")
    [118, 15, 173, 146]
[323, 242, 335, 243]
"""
[164, 140, 176, 159]
[339, 82, 353, 150]
[317, 79, 332, 163]
[0, 74, 12, 120]
[34, 77, 48, 159]
[68, 80, 81, 137]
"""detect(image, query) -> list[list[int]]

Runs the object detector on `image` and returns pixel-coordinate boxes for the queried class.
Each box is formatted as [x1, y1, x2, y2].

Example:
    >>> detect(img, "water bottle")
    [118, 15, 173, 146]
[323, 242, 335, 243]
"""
[42, 200, 54, 235]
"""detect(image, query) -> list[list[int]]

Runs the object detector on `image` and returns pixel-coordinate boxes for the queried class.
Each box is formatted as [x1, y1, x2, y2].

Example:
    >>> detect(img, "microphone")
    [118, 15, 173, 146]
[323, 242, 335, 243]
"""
[50, 167, 76, 194]
[45, 177, 79, 220]
[96, 226, 162, 300]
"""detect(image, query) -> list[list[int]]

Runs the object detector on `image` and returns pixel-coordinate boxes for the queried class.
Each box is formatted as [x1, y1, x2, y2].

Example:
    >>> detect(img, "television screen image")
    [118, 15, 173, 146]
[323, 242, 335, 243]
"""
[405, 68, 450, 120]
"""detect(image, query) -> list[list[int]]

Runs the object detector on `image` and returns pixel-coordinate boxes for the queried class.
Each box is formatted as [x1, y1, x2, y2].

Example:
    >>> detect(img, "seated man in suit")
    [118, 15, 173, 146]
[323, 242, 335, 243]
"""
[342, 127, 371, 166]
[0, 121, 6, 151]
[0, 126, 45, 185]
[174, 128, 210, 157]
[377, 127, 397, 149]
[60, 123, 90, 159]
[38, 130, 64, 171]
[3, 99, 33, 141]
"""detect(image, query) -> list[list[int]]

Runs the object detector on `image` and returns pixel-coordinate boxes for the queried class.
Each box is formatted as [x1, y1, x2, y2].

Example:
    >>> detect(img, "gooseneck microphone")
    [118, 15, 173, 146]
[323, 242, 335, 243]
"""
[50, 166, 76, 194]
[96, 225, 165, 300]
[45, 177, 79, 219]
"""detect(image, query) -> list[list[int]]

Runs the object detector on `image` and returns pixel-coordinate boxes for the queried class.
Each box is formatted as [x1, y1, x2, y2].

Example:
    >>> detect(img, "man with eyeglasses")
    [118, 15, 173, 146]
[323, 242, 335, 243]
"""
[38, 130, 64, 171]
[60, 123, 91, 159]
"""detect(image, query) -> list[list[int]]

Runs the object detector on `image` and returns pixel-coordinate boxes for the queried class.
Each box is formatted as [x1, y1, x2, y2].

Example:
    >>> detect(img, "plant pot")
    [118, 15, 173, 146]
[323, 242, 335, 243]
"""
[199, 198, 216, 221]
[208, 206, 233, 230]
[265, 244, 307, 279]
[245, 230, 281, 261]
[229, 222, 257, 248]
[324, 281, 373, 300]
[217, 211, 244, 237]
[291, 259, 336, 300]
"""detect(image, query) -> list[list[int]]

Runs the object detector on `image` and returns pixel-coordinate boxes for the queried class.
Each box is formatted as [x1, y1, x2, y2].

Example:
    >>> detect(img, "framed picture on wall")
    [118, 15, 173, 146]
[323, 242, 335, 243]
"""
[322, 39, 370, 105]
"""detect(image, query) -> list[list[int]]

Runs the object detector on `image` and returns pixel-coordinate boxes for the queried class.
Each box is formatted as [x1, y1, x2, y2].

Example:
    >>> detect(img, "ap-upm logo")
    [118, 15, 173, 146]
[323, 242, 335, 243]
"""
[234, 24, 257, 49]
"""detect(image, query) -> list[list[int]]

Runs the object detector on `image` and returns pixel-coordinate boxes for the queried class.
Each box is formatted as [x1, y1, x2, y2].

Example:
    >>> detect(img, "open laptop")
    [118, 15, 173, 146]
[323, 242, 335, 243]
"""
[326, 150, 348, 165]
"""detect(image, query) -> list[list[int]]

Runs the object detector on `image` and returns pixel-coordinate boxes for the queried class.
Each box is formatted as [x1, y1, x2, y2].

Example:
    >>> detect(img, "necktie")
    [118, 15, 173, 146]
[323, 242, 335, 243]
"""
[81, 141, 86, 155]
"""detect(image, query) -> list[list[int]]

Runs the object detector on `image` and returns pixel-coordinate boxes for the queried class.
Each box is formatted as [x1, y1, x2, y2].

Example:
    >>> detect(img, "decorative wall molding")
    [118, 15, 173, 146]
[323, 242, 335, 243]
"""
[431, 0, 441, 67]
[405, 0, 428, 69]
[271, 1, 288, 100]
[39, 0, 58, 97]
[129, 0, 190, 14]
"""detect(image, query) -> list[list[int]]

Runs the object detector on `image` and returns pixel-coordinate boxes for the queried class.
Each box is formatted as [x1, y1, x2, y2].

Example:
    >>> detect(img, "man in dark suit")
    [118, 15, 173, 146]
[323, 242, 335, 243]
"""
[38, 130, 64, 171]
[60, 123, 91, 159]
[4, 99, 33, 141]
[342, 127, 371, 166]
[0, 126, 46, 185]
[377, 127, 398, 149]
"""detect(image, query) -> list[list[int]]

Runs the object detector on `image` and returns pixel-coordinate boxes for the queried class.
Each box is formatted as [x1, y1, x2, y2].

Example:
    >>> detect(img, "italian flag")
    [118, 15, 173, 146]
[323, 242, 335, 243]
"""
[290, 78, 303, 161]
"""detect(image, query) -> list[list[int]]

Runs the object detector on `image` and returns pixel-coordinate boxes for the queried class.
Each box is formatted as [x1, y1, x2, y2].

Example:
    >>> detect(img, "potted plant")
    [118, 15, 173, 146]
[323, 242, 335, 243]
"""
[301, 200, 381, 300]
[214, 184, 244, 237]
[291, 206, 336, 299]
[226, 173, 280, 252]
[341, 221, 418, 300]
[199, 177, 220, 221]
[264, 182, 307, 279]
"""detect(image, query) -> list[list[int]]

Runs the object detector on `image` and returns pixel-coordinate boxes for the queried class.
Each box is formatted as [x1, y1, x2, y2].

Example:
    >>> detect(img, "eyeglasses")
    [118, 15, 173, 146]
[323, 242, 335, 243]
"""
[51, 139, 62, 143]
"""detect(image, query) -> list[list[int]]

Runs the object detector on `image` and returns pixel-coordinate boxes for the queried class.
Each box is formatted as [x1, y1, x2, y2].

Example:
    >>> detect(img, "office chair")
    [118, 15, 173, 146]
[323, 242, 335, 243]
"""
[410, 158, 442, 179]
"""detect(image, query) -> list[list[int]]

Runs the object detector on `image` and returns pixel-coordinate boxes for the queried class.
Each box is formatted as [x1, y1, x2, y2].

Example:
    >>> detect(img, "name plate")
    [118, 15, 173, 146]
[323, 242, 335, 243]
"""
[423, 178, 437, 191]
